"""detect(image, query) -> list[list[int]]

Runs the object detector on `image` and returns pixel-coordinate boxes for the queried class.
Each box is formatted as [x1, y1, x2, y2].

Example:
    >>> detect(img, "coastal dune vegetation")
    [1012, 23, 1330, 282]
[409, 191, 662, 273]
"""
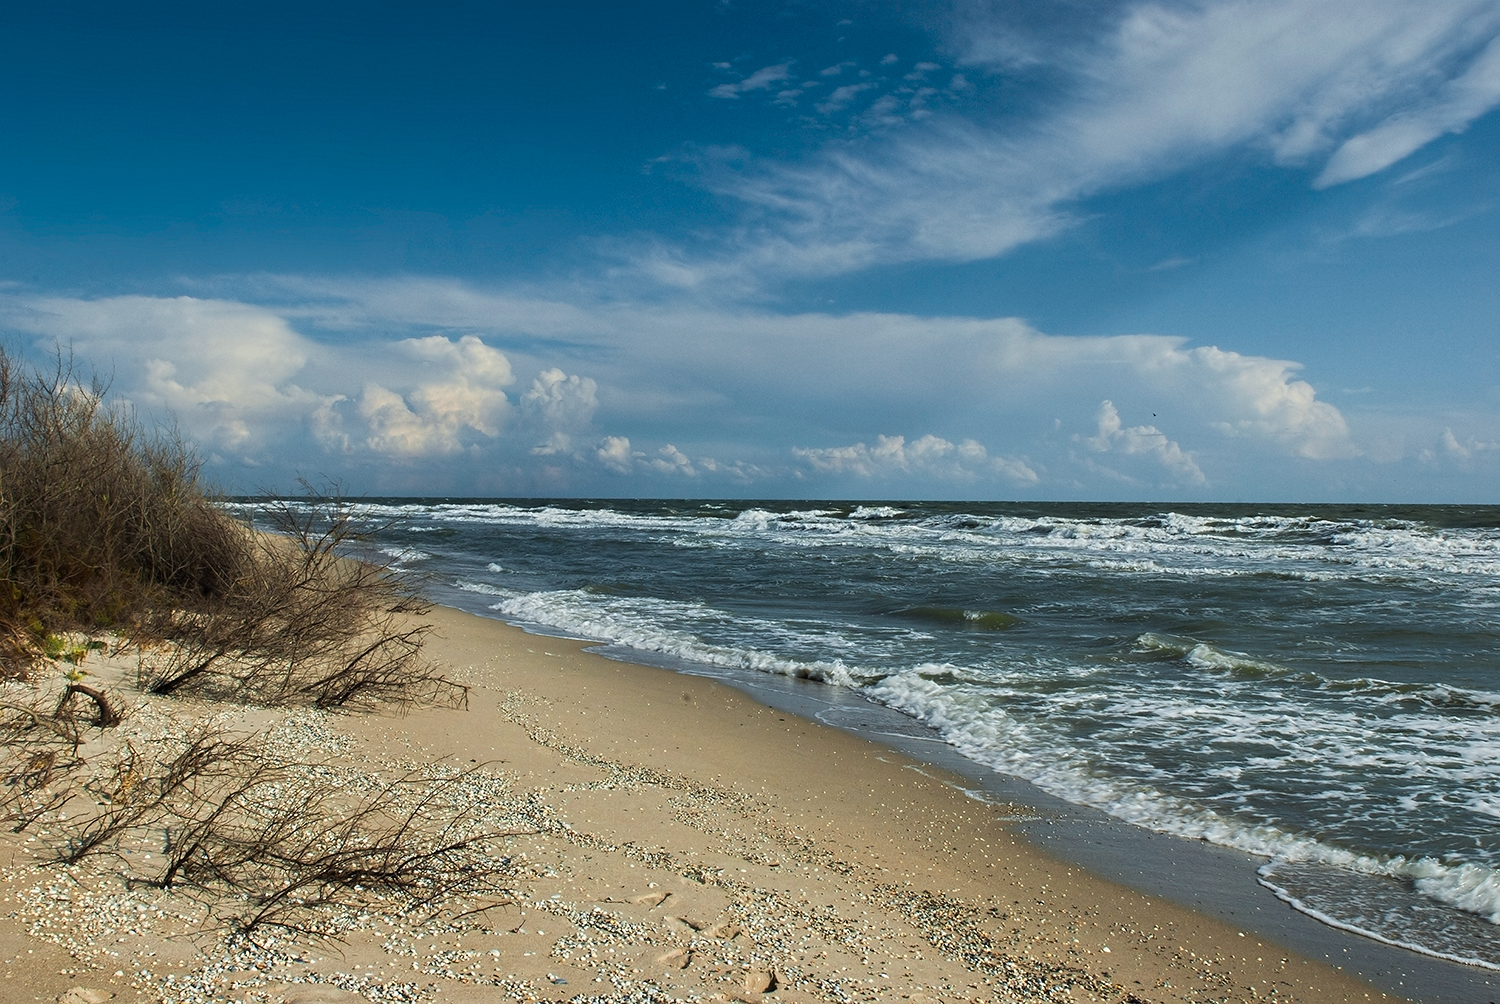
[0, 346, 506, 938]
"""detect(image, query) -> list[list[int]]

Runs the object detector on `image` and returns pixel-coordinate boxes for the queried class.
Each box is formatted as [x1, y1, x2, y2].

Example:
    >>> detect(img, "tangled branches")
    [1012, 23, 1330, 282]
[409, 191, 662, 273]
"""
[0, 350, 245, 672]
[138, 491, 466, 711]
[62, 726, 516, 937]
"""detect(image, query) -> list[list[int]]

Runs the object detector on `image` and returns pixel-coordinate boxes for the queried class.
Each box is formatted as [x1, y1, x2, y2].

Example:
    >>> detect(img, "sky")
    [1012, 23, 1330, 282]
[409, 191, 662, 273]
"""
[2, 0, 1499, 501]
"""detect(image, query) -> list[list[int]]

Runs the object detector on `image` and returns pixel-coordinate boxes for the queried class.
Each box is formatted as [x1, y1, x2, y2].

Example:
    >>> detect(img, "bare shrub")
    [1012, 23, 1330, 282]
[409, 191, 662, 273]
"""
[61, 727, 515, 936]
[0, 350, 249, 674]
[139, 488, 467, 710]
[0, 692, 85, 831]
[0, 344, 488, 936]
[201, 768, 514, 937]
[0, 346, 455, 710]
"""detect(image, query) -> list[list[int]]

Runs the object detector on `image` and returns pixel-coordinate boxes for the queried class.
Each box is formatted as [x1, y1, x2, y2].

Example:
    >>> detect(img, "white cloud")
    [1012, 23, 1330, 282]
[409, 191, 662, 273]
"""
[687, 0, 1500, 278]
[1438, 426, 1500, 460]
[0, 293, 525, 465]
[521, 367, 599, 455]
[355, 334, 513, 457]
[709, 63, 793, 99]
[595, 435, 636, 473]
[5, 295, 327, 457]
[1083, 400, 1205, 484]
[794, 433, 1038, 483]
[1192, 345, 1354, 459]
[0, 282, 1375, 494]
[697, 456, 771, 482]
[1317, 34, 1500, 187]
[257, 281, 1360, 464]
[817, 82, 878, 115]
[649, 444, 698, 476]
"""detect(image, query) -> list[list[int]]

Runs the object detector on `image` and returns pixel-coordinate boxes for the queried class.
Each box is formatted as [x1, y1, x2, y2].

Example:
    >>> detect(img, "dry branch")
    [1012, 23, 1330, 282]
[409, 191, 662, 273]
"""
[138, 487, 464, 710]
[56, 728, 515, 936]
[55, 682, 122, 727]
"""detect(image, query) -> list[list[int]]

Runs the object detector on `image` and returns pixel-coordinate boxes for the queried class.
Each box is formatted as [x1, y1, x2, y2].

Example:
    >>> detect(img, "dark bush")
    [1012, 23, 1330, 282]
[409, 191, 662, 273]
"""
[139, 488, 466, 710]
[0, 349, 248, 672]
[0, 346, 460, 709]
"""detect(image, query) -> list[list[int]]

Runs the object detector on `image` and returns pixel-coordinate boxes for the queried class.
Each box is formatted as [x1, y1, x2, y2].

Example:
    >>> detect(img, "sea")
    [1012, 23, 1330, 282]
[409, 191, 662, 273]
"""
[251, 498, 1500, 970]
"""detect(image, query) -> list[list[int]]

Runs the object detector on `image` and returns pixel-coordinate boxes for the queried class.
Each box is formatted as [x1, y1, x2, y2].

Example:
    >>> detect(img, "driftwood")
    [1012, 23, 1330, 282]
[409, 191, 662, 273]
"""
[55, 682, 122, 727]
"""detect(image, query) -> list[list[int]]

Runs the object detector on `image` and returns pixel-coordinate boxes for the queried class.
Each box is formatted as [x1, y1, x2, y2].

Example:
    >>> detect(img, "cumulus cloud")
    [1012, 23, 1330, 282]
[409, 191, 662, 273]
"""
[4, 295, 328, 458]
[0, 293, 526, 467]
[649, 443, 698, 476]
[0, 281, 1373, 494]
[794, 434, 1037, 483]
[1083, 401, 1205, 484]
[1192, 345, 1354, 459]
[521, 367, 599, 456]
[354, 334, 513, 457]
[1437, 427, 1500, 460]
[595, 435, 637, 473]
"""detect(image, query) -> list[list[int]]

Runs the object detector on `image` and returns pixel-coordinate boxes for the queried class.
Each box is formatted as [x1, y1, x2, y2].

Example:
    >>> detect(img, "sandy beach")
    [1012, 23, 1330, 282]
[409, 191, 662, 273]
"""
[3, 605, 1401, 1004]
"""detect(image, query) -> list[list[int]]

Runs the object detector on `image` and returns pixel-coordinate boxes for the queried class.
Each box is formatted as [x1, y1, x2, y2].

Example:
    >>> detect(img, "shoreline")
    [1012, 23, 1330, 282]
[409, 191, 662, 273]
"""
[474, 606, 1500, 1004]
[0, 603, 1478, 1003]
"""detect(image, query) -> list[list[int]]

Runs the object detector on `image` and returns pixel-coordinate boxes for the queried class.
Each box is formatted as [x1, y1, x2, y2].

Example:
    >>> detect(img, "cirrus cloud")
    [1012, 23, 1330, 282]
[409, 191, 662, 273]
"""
[676, 0, 1500, 282]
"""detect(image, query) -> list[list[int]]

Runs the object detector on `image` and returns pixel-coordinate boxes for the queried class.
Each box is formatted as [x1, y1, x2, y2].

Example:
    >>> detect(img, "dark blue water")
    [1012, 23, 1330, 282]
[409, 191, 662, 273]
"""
[241, 499, 1500, 968]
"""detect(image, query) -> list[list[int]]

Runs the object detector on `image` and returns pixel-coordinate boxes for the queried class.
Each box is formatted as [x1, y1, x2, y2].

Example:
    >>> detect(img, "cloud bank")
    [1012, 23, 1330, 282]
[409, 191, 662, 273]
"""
[0, 280, 1394, 496]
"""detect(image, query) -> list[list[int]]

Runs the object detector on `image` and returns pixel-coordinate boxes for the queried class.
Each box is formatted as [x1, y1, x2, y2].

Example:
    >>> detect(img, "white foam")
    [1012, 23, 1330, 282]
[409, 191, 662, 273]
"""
[379, 546, 429, 564]
[864, 665, 1500, 931]
[1255, 871, 1500, 971]
[850, 505, 906, 519]
[338, 501, 1500, 601]
[454, 580, 515, 597]
[1415, 861, 1500, 923]
[489, 589, 863, 687]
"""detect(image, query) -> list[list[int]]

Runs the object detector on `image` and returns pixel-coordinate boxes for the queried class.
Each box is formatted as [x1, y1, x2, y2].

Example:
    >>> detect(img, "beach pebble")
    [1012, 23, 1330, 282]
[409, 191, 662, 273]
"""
[56, 990, 114, 1004]
[743, 969, 775, 993]
[632, 891, 669, 907]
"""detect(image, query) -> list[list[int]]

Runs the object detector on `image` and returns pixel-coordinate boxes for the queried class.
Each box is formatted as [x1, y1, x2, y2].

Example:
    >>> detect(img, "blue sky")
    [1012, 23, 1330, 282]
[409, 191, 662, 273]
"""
[3, 0, 1499, 500]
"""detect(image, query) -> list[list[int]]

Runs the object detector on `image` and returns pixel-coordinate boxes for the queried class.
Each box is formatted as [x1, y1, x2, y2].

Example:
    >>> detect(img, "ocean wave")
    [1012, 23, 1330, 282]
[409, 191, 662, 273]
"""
[1258, 859, 1500, 969]
[864, 666, 1500, 955]
[379, 546, 429, 564]
[850, 505, 907, 519]
[454, 579, 517, 597]
[330, 501, 1500, 596]
[1134, 632, 1500, 710]
[893, 606, 1020, 630]
[489, 589, 866, 687]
